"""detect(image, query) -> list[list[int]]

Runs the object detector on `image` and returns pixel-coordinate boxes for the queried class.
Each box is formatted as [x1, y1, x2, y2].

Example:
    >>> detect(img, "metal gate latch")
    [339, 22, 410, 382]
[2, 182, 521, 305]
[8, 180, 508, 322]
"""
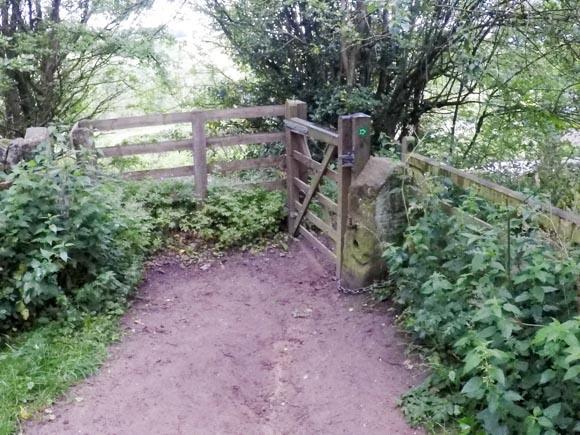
[339, 152, 355, 168]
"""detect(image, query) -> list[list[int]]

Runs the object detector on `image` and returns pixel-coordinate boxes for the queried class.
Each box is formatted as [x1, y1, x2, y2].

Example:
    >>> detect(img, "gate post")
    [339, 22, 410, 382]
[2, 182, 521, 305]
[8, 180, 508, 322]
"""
[284, 126, 300, 235]
[351, 113, 371, 177]
[336, 115, 353, 277]
[192, 116, 207, 199]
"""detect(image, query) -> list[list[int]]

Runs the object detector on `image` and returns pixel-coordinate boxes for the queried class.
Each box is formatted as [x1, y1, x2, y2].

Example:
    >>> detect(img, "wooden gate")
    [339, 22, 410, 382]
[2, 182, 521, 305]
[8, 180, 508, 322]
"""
[284, 101, 371, 278]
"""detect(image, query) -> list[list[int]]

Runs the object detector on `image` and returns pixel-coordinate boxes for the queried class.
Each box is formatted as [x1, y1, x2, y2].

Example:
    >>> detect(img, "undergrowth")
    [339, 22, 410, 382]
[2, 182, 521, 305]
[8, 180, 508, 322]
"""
[0, 317, 119, 434]
[381, 185, 580, 434]
[1, 156, 287, 434]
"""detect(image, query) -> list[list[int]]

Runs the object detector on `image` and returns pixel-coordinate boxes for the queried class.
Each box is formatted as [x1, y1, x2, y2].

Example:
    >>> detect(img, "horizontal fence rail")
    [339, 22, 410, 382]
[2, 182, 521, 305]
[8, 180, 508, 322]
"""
[72, 103, 296, 198]
[406, 152, 580, 244]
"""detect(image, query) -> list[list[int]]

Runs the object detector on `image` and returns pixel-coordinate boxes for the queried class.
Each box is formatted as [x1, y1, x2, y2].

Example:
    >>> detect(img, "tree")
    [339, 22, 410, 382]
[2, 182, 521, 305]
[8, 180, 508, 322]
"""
[0, 0, 166, 137]
[202, 0, 578, 149]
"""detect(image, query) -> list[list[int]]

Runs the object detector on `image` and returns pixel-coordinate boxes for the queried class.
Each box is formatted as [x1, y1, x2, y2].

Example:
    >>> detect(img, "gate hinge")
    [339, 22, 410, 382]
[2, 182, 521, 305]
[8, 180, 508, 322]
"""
[339, 152, 355, 168]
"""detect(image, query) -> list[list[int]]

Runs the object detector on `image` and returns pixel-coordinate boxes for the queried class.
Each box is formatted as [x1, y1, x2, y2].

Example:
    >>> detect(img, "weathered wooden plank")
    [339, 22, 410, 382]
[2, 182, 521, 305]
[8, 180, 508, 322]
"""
[295, 200, 337, 241]
[202, 105, 286, 122]
[285, 129, 301, 235]
[192, 118, 207, 198]
[351, 113, 371, 177]
[206, 132, 284, 148]
[124, 165, 194, 180]
[336, 116, 353, 277]
[79, 113, 193, 131]
[408, 153, 580, 243]
[294, 177, 337, 213]
[208, 156, 285, 173]
[285, 100, 311, 184]
[79, 105, 286, 131]
[99, 140, 191, 158]
[230, 178, 287, 192]
[292, 150, 338, 182]
[284, 118, 339, 145]
[298, 225, 336, 261]
[290, 144, 336, 236]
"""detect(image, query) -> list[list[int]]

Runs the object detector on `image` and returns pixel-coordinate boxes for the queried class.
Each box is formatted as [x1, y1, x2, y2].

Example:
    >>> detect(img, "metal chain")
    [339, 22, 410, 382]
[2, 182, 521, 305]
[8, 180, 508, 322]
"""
[337, 278, 391, 295]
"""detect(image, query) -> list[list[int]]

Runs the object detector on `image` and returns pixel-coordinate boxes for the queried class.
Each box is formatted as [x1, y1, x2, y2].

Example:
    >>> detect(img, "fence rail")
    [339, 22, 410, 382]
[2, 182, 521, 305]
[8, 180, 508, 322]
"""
[405, 151, 580, 244]
[72, 104, 294, 198]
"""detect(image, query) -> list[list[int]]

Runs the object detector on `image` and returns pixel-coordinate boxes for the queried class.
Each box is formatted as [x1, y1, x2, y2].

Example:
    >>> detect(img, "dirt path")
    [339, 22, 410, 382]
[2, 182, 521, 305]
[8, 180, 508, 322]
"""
[26, 242, 424, 435]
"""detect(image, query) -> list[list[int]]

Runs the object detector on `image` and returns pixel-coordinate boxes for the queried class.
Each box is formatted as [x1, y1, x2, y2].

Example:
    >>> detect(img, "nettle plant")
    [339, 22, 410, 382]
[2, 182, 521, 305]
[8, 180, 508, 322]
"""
[0, 157, 151, 328]
[383, 187, 580, 434]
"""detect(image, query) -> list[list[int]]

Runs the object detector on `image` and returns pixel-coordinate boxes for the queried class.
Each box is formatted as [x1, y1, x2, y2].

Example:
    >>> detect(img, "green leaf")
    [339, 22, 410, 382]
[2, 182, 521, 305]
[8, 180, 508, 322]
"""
[540, 369, 556, 384]
[471, 253, 485, 272]
[461, 376, 484, 398]
[538, 416, 553, 428]
[463, 352, 481, 375]
[543, 403, 561, 419]
[503, 303, 522, 316]
[531, 286, 545, 302]
[563, 365, 580, 381]
[504, 390, 523, 402]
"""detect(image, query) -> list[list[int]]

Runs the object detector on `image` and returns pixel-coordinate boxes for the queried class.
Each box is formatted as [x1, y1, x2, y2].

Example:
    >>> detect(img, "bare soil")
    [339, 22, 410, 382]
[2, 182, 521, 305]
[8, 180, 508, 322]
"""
[26, 242, 424, 435]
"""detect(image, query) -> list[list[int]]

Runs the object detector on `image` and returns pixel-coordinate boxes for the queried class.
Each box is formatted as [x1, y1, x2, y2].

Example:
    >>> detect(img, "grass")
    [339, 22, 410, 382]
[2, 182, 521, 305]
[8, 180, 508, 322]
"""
[0, 317, 120, 435]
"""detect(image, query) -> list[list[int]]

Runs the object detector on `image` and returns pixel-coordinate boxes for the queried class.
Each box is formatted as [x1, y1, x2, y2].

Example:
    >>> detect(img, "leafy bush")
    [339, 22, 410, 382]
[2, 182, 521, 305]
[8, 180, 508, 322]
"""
[0, 158, 151, 328]
[383, 190, 580, 434]
[191, 188, 286, 249]
[121, 180, 286, 250]
[121, 178, 198, 235]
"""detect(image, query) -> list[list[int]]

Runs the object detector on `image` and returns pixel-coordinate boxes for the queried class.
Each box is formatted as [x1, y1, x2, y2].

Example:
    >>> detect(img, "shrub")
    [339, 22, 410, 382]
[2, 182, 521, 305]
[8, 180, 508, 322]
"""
[191, 188, 286, 249]
[383, 190, 580, 434]
[0, 157, 151, 329]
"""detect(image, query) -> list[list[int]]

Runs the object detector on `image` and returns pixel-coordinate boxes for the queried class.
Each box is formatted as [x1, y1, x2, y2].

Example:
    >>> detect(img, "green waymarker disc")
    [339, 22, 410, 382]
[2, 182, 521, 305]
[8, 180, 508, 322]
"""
[358, 126, 369, 137]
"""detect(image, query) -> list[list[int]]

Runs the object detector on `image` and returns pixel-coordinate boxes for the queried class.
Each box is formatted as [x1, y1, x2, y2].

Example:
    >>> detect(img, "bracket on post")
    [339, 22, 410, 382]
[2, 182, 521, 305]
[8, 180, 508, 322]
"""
[339, 151, 355, 168]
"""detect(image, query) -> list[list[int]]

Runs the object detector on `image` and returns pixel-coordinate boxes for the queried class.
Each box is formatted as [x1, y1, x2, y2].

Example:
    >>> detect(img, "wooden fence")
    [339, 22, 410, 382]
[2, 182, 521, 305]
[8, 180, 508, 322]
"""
[71, 102, 310, 198]
[402, 145, 580, 244]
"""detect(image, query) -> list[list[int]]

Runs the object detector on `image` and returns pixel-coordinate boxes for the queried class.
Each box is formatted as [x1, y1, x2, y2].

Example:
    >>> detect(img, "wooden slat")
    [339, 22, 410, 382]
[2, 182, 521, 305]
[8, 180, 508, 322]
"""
[206, 132, 284, 148]
[229, 178, 287, 192]
[408, 153, 580, 244]
[290, 144, 336, 236]
[97, 132, 285, 158]
[294, 177, 337, 213]
[208, 156, 285, 173]
[99, 140, 191, 158]
[295, 200, 337, 241]
[124, 165, 194, 180]
[79, 105, 286, 131]
[292, 150, 338, 182]
[80, 113, 193, 131]
[298, 225, 336, 261]
[284, 118, 339, 145]
[203, 105, 286, 122]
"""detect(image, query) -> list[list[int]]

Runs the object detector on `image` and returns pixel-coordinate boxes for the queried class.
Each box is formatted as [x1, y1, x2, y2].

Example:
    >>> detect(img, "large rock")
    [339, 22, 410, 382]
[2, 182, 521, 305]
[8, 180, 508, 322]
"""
[341, 157, 407, 289]
[0, 128, 50, 172]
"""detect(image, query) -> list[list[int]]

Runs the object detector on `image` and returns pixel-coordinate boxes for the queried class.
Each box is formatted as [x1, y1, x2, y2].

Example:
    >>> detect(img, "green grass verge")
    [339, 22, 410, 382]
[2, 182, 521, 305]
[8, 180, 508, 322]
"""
[0, 317, 120, 435]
